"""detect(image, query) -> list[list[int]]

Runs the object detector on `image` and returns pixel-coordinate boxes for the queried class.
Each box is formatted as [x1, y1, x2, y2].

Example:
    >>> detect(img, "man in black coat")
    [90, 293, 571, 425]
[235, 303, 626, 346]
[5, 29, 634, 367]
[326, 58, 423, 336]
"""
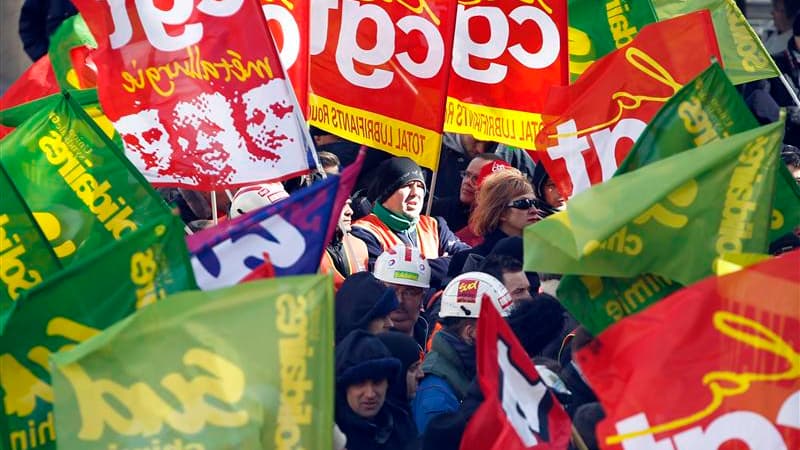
[19, 0, 77, 61]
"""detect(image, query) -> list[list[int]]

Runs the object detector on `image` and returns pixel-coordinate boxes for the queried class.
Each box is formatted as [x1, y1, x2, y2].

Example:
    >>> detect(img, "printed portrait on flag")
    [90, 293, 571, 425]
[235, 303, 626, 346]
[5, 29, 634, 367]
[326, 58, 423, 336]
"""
[73, 0, 316, 190]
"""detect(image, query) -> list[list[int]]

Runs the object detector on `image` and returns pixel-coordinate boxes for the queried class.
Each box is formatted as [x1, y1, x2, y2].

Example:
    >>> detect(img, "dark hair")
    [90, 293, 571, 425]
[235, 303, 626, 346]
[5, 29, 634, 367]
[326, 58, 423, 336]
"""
[782, 144, 800, 166]
[318, 151, 340, 169]
[507, 294, 567, 357]
[440, 316, 476, 336]
[786, 0, 800, 19]
[477, 254, 523, 282]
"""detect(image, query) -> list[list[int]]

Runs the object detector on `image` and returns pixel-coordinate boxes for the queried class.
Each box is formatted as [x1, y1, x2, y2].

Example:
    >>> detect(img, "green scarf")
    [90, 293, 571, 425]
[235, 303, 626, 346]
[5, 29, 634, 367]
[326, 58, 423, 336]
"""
[373, 202, 418, 232]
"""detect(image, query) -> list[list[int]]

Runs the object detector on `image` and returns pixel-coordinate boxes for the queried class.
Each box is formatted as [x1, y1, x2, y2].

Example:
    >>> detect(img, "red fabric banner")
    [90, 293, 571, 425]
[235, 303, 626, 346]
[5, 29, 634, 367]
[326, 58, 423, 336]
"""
[577, 250, 800, 450]
[533, 11, 721, 199]
[72, 0, 316, 190]
[444, 0, 568, 149]
[307, 0, 457, 169]
[461, 299, 571, 450]
[261, 0, 309, 115]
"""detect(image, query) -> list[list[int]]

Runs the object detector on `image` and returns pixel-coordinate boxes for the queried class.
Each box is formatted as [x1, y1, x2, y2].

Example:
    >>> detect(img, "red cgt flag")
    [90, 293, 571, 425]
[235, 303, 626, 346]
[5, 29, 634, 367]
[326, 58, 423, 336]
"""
[307, 0, 458, 170]
[461, 298, 572, 450]
[444, 0, 568, 149]
[261, 0, 309, 115]
[72, 0, 317, 191]
[576, 250, 800, 450]
[532, 11, 721, 199]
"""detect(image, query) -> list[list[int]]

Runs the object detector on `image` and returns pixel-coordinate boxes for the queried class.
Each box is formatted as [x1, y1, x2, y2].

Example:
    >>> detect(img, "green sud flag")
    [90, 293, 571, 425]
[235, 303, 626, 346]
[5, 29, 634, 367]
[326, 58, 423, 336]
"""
[0, 93, 171, 267]
[652, 0, 779, 84]
[555, 63, 761, 334]
[0, 165, 61, 331]
[524, 121, 784, 334]
[50, 275, 334, 450]
[0, 216, 195, 450]
[568, 0, 658, 80]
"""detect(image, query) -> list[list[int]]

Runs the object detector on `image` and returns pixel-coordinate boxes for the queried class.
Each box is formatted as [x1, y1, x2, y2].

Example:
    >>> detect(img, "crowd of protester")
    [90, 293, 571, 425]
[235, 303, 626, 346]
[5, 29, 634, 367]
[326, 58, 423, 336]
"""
[15, 0, 800, 449]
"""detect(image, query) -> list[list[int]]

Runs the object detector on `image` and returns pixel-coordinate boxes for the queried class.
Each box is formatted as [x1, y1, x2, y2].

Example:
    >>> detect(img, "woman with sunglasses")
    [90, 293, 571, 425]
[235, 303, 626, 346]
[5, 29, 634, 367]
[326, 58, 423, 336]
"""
[448, 169, 540, 276]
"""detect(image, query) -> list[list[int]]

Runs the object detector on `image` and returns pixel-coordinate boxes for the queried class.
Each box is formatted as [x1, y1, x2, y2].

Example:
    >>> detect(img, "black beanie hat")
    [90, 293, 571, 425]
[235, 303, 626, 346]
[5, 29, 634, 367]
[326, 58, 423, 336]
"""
[335, 272, 399, 342]
[376, 331, 421, 401]
[369, 157, 426, 203]
[532, 163, 550, 200]
[336, 330, 402, 388]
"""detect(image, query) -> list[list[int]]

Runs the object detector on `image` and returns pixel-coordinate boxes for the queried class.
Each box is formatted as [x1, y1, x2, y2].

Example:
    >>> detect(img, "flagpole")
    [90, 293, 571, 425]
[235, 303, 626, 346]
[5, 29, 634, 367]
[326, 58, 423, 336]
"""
[425, 169, 438, 216]
[778, 73, 800, 107]
[211, 191, 219, 225]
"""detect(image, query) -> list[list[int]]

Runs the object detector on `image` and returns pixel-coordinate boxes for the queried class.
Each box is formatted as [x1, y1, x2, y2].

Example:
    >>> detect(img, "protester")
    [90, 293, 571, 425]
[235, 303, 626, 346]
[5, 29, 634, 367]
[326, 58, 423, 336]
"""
[532, 163, 565, 216]
[374, 245, 431, 348]
[352, 157, 470, 287]
[506, 293, 575, 360]
[321, 198, 369, 290]
[377, 331, 425, 407]
[19, 0, 77, 61]
[448, 168, 538, 275]
[335, 330, 417, 450]
[335, 272, 399, 342]
[319, 151, 341, 175]
[412, 272, 513, 434]
[477, 254, 533, 305]
[228, 182, 289, 218]
[764, 0, 800, 55]
[430, 153, 504, 234]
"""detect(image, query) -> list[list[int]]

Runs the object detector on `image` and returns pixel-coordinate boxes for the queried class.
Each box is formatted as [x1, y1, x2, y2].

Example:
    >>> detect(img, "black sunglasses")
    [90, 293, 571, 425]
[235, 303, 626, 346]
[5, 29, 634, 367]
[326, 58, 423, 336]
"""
[507, 198, 539, 210]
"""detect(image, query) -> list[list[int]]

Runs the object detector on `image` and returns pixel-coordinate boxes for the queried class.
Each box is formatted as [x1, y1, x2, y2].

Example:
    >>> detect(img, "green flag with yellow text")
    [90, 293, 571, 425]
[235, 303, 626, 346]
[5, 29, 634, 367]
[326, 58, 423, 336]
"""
[568, 0, 658, 81]
[0, 165, 62, 332]
[524, 121, 784, 319]
[0, 216, 195, 450]
[0, 93, 170, 267]
[50, 275, 334, 450]
[652, 0, 779, 84]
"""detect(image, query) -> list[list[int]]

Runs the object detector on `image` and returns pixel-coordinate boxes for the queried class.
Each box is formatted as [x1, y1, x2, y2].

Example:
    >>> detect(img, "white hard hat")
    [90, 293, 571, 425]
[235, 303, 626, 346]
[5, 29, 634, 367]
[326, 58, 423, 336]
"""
[440, 272, 513, 319]
[229, 182, 289, 218]
[374, 245, 430, 288]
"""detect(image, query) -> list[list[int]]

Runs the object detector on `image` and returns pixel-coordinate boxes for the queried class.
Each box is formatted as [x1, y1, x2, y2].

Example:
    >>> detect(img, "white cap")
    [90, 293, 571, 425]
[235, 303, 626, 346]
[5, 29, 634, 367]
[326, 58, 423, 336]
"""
[374, 245, 430, 288]
[229, 182, 289, 218]
[440, 272, 513, 319]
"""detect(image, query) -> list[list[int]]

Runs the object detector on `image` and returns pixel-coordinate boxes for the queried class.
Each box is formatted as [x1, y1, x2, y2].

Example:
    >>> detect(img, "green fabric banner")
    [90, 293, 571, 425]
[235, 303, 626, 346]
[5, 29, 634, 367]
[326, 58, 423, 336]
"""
[0, 216, 195, 450]
[0, 93, 171, 267]
[50, 275, 334, 450]
[47, 15, 97, 92]
[0, 165, 62, 331]
[524, 120, 784, 287]
[652, 0, 779, 84]
[568, 0, 658, 80]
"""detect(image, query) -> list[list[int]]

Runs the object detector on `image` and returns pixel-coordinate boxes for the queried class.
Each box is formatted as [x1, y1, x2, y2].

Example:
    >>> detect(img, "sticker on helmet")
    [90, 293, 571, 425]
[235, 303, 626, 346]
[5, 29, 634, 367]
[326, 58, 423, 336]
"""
[457, 279, 479, 303]
[394, 270, 420, 281]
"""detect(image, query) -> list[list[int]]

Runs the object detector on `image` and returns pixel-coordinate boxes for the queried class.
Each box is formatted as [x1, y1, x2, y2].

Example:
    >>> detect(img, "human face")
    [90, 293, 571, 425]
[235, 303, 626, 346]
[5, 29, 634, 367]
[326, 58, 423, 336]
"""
[367, 315, 394, 334]
[324, 164, 340, 175]
[789, 164, 800, 185]
[460, 158, 492, 204]
[387, 283, 424, 334]
[346, 378, 388, 418]
[499, 195, 541, 237]
[382, 180, 425, 219]
[543, 178, 565, 209]
[338, 199, 354, 233]
[772, 0, 792, 33]
[460, 134, 495, 158]
[406, 360, 424, 400]
[503, 271, 533, 304]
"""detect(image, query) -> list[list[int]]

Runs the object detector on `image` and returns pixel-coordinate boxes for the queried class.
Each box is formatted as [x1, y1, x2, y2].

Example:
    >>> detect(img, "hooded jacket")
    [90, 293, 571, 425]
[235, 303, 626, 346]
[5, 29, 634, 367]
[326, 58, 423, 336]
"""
[336, 330, 417, 450]
[335, 272, 399, 342]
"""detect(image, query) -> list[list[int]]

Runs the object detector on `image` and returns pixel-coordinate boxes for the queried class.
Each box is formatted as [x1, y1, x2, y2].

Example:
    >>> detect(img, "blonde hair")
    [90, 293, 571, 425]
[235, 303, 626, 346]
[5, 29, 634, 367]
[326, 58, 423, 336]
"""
[469, 169, 533, 236]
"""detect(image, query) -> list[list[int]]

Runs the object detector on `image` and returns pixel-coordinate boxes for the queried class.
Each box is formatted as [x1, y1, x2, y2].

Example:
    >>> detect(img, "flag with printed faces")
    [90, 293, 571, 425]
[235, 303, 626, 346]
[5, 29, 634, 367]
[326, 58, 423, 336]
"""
[72, 0, 317, 190]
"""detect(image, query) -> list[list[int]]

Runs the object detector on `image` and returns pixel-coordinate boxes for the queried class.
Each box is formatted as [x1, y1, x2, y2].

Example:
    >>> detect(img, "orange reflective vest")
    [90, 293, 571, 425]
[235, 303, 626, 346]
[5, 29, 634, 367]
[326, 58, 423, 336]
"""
[353, 214, 441, 258]
[319, 234, 368, 290]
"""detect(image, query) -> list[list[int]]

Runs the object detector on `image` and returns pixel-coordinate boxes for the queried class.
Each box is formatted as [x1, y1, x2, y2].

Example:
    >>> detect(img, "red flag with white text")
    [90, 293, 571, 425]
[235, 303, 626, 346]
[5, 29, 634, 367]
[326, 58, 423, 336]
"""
[576, 250, 800, 450]
[261, 0, 308, 115]
[72, 0, 317, 190]
[444, 0, 568, 149]
[461, 298, 571, 450]
[307, 0, 457, 169]
[533, 11, 721, 198]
